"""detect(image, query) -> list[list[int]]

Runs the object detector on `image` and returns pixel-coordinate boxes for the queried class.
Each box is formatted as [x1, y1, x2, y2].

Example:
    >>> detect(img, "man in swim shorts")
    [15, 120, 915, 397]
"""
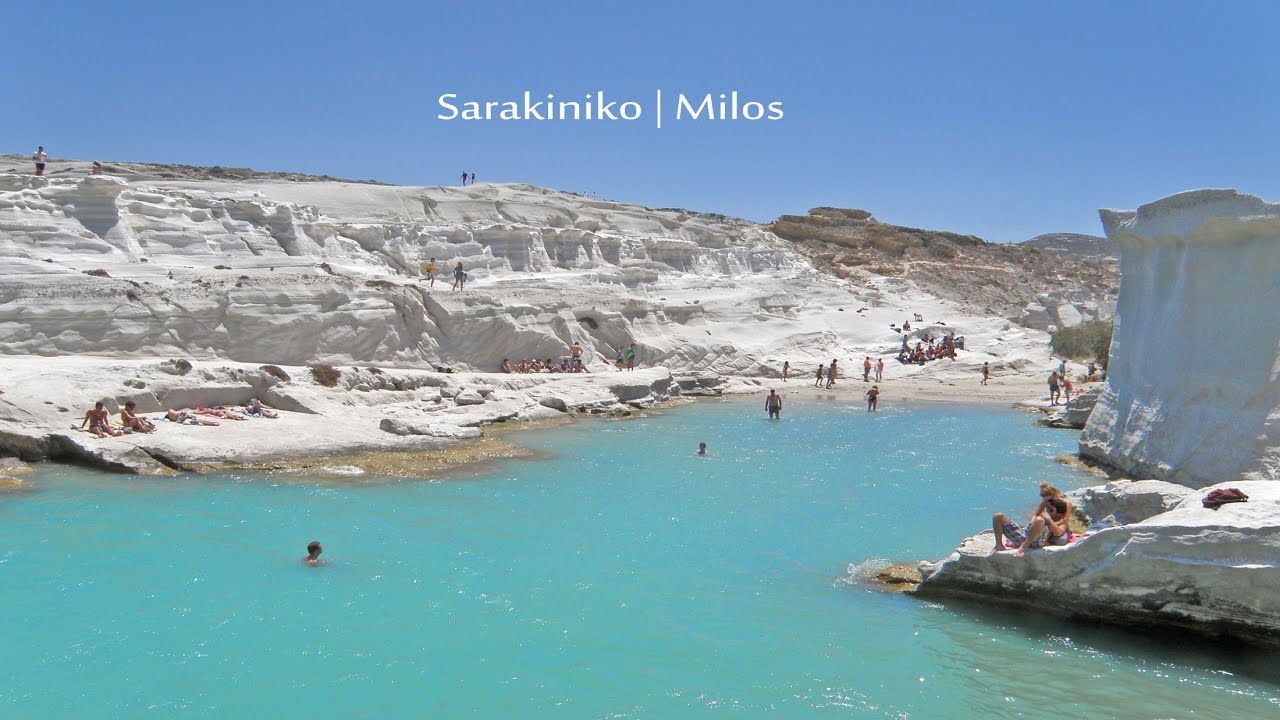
[33, 146, 47, 176]
[866, 385, 879, 412]
[765, 389, 782, 419]
[79, 401, 122, 437]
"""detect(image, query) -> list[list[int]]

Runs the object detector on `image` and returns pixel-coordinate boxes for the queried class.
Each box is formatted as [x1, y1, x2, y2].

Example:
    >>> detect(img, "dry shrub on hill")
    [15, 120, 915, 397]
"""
[309, 364, 342, 387]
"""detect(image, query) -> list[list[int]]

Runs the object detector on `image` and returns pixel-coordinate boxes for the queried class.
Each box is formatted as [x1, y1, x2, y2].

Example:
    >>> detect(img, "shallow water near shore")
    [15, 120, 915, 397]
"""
[2, 397, 1278, 717]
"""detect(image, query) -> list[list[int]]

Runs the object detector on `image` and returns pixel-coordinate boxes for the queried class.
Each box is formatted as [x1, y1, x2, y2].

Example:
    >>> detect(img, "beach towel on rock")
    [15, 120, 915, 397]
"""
[1202, 488, 1249, 509]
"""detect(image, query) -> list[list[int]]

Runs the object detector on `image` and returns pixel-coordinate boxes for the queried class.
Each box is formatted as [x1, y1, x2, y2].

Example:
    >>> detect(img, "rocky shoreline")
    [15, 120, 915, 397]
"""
[913, 479, 1280, 646]
[0, 358, 730, 476]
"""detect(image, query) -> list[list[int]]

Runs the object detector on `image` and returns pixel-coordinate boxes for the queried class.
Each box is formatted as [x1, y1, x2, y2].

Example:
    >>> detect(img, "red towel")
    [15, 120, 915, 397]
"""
[1202, 488, 1249, 510]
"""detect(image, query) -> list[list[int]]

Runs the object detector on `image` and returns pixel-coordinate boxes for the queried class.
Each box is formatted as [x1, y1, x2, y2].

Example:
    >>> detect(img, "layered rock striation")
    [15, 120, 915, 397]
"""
[1081, 190, 1280, 487]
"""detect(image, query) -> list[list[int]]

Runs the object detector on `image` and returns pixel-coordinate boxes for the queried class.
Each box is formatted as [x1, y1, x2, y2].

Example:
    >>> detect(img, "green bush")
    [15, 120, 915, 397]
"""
[1050, 320, 1114, 368]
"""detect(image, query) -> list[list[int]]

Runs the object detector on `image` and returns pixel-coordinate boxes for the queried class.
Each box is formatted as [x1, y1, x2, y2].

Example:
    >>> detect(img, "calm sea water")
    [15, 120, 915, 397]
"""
[2, 397, 1278, 718]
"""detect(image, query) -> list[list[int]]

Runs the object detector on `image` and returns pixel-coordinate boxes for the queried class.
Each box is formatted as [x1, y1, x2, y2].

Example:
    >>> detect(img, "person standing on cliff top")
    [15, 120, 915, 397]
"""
[460, 171, 468, 186]
[32, 146, 47, 176]
[469, 172, 476, 185]
[424, 253, 440, 284]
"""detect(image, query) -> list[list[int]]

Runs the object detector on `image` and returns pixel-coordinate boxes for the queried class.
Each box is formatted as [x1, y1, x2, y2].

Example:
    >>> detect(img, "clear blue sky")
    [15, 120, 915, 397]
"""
[6, 1, 1279, 243]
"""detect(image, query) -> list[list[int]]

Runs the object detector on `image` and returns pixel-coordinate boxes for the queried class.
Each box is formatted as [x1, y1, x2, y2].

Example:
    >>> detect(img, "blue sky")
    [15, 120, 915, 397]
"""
[6, 1, 1279, 243]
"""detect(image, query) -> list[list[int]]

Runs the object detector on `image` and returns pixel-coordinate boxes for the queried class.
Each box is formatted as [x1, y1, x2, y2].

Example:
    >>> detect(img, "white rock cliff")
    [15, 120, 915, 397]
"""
[1081, 189, 1280, 487]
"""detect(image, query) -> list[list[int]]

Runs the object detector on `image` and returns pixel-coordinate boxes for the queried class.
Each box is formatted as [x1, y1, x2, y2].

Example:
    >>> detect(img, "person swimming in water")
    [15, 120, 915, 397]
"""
[303, 541, 323, 566]
[695, 442, 707, 456]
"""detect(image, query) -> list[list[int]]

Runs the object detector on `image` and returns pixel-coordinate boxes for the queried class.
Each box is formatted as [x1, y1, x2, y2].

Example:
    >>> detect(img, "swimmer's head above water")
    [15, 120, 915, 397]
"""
[304, 540, 323, 565]
[696, 442, 707, 456]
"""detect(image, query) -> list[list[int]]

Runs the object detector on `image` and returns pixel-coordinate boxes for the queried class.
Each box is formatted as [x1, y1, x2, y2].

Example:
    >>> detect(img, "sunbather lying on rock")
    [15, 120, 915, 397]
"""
[244, 398, 279, 418]
[197, 406, 248, 420]
[78, 401, 123, 438]
[992, 482, 1072, 555]
[165, 409, 220, 426]
[121, 401, 156, 433]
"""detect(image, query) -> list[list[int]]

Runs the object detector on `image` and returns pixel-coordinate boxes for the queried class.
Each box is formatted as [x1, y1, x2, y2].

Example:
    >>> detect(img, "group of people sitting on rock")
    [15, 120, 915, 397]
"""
[897, 332, 964, 365]
[501, 357, 588, 374]
[992, 482, 1075, 556]
[77, 398, 279, 437]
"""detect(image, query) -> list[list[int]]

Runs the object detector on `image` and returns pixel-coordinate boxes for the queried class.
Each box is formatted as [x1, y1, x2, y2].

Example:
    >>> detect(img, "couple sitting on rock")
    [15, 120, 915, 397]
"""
[993, 482, 1073, 556]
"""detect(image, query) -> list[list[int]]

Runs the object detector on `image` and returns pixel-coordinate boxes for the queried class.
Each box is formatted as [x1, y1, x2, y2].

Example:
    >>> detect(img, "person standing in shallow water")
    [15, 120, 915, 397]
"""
[866, 385, 879, 412]
[303, 541, 323, 566]
[765, 389, 782, 419]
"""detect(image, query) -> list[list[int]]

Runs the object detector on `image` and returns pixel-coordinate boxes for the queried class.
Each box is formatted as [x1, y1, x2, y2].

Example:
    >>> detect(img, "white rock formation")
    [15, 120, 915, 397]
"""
[1041, 384, 1103, 429]
[0, 160, 1054, 382]
[1017, 288, 1115, 332]
[1081, 190, 1280, 487]
[0, 358, 691, 473]
[918, 480, 1280, 643]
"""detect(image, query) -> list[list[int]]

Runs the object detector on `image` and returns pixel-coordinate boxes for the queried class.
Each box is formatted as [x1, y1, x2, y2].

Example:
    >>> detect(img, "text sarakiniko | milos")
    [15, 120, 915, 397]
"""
[437, 91, 784, 124]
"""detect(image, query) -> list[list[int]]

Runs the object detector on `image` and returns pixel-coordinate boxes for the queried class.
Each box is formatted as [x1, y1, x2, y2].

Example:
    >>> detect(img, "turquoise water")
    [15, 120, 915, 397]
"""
[2, 397, 1278, 718]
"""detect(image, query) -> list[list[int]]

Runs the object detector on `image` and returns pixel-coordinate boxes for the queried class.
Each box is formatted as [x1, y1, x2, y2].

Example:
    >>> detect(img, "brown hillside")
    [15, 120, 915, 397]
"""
[770, 207, 1119, 324]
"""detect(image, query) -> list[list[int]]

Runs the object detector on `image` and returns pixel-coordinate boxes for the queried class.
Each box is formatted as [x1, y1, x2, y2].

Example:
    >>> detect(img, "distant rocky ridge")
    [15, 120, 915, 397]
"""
[770, 208, 1118, 331]
[1019, 232, 1117, 261]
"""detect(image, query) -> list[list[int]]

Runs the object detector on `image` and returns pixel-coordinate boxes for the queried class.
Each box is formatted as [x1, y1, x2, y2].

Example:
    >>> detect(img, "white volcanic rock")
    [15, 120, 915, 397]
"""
[1065, 479, 1195, 526]
[0, 358, 686, 473]
[918, 480, 1280, 644]
[379, 418, 481, 440]
[453, 389, 486, 406]
[0, 162, 1056, 385]
[1017, 289, 1114, 332]
[1081, 190, 1280, 487]
[1041, 384, 1103, 429]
